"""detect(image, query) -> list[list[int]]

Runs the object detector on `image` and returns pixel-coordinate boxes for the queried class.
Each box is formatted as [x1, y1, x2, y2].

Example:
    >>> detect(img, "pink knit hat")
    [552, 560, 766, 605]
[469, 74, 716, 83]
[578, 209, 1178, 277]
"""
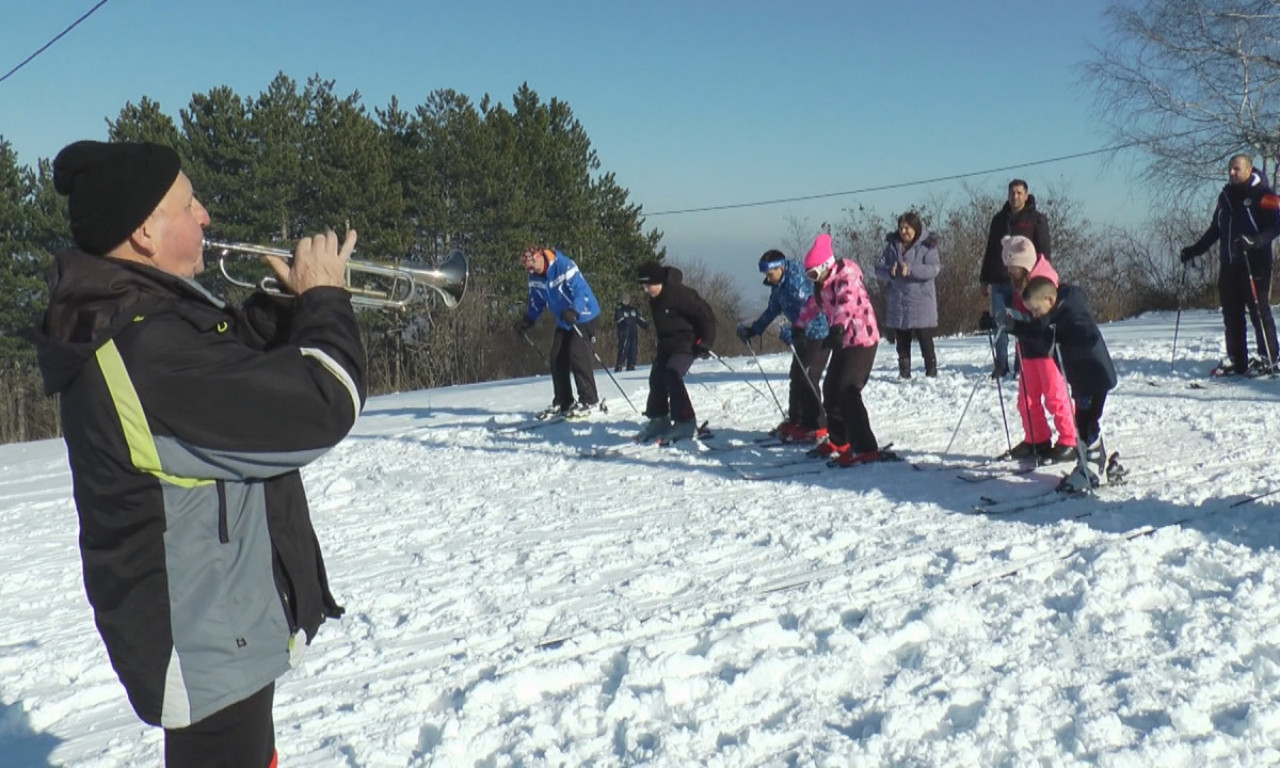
[1001, 235, 1037, 272]
[803, 233, 835, 277]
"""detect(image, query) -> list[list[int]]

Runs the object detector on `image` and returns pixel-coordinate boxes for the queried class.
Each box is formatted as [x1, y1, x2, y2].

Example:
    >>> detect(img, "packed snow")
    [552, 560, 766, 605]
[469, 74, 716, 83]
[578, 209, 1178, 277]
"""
[5, 309, 1280, 767]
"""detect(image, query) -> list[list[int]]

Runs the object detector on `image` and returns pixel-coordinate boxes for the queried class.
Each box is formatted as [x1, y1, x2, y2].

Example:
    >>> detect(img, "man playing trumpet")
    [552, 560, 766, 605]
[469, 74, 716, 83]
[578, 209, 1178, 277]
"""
[35, 140, 365, 768]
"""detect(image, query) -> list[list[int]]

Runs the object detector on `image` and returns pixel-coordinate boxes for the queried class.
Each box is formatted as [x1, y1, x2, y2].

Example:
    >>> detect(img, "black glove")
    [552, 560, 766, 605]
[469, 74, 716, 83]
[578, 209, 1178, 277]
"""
[692, 342, 712, 360]
[561, 308, 578, 325]
[736, 323, 754, 343]
[1180, 246, 1198, 264]
[514, 316, 534, 333]
[1233, 235, 1256, 255]
[978, 311, 996, 332]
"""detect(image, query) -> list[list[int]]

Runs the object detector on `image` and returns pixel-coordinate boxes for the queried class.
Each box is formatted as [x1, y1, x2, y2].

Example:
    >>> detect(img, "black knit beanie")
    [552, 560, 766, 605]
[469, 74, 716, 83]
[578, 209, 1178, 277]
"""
[52, 141, 182, 255]
[636, 262, 667, 285]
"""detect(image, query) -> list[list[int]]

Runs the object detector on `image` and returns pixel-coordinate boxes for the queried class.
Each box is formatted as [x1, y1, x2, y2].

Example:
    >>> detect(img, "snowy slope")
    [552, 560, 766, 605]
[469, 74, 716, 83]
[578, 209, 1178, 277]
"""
[5, 309, 1280, 767]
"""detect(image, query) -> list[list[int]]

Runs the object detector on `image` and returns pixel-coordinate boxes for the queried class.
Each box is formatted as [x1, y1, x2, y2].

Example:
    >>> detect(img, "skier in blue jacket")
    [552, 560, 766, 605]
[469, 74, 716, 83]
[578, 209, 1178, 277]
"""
[514, 247, 602, 419]
[736, 249, 830, 441]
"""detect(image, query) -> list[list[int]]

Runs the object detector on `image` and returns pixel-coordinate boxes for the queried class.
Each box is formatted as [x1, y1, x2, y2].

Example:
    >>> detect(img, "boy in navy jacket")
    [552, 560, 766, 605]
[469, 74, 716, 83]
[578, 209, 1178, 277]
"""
[1019, 276, 1125, 491]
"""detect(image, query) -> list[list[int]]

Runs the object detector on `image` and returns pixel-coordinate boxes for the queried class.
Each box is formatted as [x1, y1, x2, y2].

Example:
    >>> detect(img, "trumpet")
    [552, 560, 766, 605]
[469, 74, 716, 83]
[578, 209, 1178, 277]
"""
[202, 239, 468, 310]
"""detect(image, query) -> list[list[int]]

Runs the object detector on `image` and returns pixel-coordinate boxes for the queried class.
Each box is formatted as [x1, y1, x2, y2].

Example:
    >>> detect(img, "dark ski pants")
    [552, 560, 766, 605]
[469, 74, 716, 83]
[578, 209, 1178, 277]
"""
[788, 334, 830, 430]
[893, 327, 937, 377]
[823, 344, 878, 452]
[165, 682, 275, 768]
[1073, 390, 1108, 447]
[550, 325, 599, 408]
[989, 282, 1014, 373]
[1220, 255, 1279, 367]
[645, 352, 695, 422]
[616, 329, 639, 370]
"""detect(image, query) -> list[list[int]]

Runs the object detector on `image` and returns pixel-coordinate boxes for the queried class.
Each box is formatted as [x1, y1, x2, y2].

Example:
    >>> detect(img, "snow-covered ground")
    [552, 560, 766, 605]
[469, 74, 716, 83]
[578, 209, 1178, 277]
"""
[5, 309, 1280, 767]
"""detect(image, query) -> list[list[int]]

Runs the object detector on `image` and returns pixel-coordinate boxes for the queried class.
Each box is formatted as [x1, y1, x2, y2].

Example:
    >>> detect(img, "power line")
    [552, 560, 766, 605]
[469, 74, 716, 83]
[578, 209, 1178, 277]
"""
[0, 0, 113, 86]
[646, 128, 1215, 217]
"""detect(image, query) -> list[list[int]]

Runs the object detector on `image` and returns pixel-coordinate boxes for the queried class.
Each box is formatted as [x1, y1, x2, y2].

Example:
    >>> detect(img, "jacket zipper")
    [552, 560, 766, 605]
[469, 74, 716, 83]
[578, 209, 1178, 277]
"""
[216, 480, 229, 544]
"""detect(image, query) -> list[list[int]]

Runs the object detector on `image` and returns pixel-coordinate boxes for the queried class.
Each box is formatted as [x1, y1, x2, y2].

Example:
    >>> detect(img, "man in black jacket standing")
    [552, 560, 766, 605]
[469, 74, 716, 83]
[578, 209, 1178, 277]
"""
[614, 293, 648, 371]
[633, 263, 717, 442]
[35, 140, 365, 768]
[979, 179, 1051, 378]
[1180, 154, 1280, 376]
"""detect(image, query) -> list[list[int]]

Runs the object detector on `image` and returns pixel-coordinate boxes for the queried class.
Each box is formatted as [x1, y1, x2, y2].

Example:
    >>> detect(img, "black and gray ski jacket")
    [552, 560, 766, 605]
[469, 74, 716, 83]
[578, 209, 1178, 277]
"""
[34, 249, 366, 728]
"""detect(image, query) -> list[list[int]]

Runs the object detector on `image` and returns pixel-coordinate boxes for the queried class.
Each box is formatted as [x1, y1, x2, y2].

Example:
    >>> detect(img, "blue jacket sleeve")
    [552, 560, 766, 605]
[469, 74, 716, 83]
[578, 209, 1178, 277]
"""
[525, 277, 547, 323]
[748, 288, 783, 337]
[805, 311, 829, 339]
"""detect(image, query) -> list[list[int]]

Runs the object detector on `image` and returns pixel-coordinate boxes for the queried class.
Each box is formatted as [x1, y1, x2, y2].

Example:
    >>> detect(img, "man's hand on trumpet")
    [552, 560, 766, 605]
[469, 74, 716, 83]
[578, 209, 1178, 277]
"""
[263, 229, 357, 295]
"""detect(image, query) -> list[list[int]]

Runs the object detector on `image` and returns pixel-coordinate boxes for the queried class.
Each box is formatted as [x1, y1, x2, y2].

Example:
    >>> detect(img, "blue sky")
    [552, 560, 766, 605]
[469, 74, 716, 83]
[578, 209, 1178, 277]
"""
[1, 0, 1150, 284]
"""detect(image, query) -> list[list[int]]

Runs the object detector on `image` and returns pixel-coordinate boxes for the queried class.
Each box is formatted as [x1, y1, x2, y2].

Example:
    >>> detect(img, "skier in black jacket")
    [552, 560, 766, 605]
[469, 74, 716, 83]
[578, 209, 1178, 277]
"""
[1180, 154, 1280, 376]
[34, 141, 365, 768]
[614, 293, 648, 371]
[979, 179, 1051, 378]
[634, 263, 717, 442]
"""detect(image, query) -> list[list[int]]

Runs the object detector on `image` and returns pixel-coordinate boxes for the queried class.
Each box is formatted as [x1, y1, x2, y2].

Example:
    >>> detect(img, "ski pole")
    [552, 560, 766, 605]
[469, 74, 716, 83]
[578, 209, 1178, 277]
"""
[1170, 263, 1185, 371]
[520, 331, 551, 371]
[944, 376, 983, 456]
[787, 341, 824, 405]
[741, 338, 788, 419]
[705, 348, 773, 404]
[1052, 332, 1094, 496]
[986, 327, 1014, 455]
[1240, 249, 1278, 374]
[572, 325, 639, 413]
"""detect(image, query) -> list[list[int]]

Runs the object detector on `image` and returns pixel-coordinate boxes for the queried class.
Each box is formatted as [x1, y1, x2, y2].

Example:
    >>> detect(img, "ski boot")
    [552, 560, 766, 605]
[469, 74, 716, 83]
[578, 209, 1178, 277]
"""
[1002, 440, 1048, 461]
[536, 402, 569, 420]
[660, 419, 698, 443]
[635, 416, 671, 443]
[1056, 463, 1099, 494]
[1038, 442, 1077, 466]
[564, 401, 599, 420]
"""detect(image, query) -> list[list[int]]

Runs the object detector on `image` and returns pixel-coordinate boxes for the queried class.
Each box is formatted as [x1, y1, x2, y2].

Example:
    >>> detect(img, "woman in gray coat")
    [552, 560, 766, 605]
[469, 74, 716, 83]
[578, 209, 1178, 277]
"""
[874, 211, 941, 378]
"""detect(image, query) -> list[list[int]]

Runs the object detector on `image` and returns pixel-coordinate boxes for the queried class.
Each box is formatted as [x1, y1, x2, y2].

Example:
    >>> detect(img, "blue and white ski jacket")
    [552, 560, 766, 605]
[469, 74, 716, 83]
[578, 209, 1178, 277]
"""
[524, 250, 601, 330]
[746, 258, 828, 339]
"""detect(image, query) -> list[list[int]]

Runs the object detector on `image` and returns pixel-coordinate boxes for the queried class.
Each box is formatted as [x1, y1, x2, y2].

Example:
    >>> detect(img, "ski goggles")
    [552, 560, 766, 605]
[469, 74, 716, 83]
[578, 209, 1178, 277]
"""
[758, 257, 786, 273]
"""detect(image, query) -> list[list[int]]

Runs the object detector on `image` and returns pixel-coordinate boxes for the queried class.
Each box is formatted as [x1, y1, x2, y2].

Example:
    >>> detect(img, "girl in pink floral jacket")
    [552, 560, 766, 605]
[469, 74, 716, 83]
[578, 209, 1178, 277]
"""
[797, 233, 884, 465]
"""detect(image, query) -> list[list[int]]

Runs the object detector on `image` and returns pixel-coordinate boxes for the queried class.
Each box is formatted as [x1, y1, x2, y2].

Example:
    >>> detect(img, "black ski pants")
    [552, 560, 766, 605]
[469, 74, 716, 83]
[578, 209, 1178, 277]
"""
[823, 344, 878, 452]
[894, 327, 937, 377]
[1219, 254, 1279, 367]
[645, 351, 695, 422]
[788, 333, 830, 430]
[550, 324, 599, 408]
[616, 328, 639, 370]
[164, 682, 275, 768]
[1073, 390, 1108, 448]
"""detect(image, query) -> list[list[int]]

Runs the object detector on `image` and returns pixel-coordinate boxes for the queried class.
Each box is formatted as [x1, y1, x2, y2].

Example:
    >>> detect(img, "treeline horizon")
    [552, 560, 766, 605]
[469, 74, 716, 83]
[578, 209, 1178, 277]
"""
[1, 72, 1227, 445]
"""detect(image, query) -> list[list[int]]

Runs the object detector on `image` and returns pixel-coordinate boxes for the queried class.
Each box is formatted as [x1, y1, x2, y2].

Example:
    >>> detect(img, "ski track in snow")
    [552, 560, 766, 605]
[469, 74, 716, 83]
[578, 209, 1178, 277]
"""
[6, 310, 1280, 766]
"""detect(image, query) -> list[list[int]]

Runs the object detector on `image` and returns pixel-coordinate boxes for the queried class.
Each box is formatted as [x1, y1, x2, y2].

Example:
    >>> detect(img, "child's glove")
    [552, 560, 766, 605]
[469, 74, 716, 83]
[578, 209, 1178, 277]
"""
[997, 308, 1029, 331]
[736, 323, 754, 343]
[779, 325, 793, 345]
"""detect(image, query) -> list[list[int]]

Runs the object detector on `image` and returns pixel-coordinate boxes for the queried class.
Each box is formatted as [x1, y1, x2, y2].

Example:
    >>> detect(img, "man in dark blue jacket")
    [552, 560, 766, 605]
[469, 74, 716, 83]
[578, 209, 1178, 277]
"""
[1181, 154, 1280, 376]
[614, 294, 648, 372]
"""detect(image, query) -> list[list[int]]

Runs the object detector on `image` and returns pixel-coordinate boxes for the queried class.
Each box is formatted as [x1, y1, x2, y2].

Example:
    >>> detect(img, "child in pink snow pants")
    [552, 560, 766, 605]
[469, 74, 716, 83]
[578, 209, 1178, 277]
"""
[1000, 235, 1077, 461]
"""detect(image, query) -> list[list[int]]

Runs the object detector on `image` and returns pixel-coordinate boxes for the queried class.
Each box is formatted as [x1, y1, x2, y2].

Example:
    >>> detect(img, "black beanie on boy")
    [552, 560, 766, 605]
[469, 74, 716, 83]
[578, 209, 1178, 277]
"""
[636, 262, 667, 285]
[52, 141, 182, 255]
